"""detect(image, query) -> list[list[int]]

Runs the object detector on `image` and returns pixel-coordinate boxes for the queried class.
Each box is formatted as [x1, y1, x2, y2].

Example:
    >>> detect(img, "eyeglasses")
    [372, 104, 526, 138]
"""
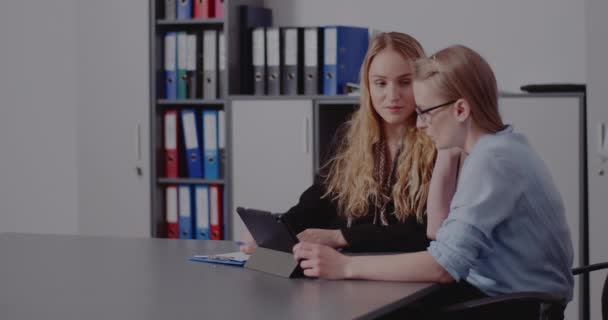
[415, 99, 458, 123]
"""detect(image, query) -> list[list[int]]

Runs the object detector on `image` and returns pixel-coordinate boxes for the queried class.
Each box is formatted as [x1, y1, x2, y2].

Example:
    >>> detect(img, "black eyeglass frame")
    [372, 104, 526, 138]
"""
[415, 99, 458, 117]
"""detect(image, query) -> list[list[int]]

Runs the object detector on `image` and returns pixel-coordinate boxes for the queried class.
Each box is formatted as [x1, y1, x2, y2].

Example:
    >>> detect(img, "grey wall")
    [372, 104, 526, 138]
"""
[263, 0, 586, 93]
[585, 0, 608, 319]
[0, 0, 80, 234]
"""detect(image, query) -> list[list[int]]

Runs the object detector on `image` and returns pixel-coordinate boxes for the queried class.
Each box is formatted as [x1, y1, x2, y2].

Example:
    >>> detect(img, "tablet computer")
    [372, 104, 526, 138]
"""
[236, 207, 299, 253]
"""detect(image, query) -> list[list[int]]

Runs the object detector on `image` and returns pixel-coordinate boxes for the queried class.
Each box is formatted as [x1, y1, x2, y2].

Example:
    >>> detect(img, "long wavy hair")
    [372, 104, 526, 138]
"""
[322, 32, 437, 223]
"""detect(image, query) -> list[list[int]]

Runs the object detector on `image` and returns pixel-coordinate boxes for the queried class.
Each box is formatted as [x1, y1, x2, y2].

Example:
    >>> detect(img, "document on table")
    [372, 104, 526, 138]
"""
[189, 251, 250, 266]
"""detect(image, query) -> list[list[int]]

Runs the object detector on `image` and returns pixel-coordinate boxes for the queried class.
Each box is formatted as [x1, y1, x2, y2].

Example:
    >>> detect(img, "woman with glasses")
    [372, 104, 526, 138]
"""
[240, 32, 463, 254]
[293, 45, 573, 317]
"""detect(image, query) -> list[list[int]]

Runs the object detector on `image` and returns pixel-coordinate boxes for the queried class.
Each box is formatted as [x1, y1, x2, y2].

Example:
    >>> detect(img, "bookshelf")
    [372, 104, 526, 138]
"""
[150, 0, 263, 239]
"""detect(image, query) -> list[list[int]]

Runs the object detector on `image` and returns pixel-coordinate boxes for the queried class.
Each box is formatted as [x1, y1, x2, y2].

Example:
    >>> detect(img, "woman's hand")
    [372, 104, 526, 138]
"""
[297, 229, 348, 248]
[239, 230, 257, 254]
[293, 242, 353, 279]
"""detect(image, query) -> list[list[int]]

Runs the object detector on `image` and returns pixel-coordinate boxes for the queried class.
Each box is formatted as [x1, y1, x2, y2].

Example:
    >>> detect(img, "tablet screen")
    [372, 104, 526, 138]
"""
[237, 207, 299, 253]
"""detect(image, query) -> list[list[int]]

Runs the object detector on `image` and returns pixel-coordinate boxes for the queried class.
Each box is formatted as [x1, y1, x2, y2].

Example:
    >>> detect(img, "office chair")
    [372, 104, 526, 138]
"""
[439, 262, 608, 320]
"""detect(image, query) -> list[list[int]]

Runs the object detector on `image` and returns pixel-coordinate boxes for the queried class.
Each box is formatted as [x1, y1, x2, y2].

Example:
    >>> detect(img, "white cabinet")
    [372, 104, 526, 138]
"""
[230, 99, 314, 239]
[75, 0, 150, 237]
[499, 94, 585, 320]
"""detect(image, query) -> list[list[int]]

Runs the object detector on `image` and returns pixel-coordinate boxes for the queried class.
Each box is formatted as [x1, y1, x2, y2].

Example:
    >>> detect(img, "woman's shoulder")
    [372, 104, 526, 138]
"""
[487, 131, 536, 162]
[465, 133, 533, 182]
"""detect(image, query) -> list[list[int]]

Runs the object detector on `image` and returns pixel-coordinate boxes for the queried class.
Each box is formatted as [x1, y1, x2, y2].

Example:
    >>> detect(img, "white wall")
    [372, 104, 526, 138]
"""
[263, 0, 586, 93]
[0, 0, 80, 234]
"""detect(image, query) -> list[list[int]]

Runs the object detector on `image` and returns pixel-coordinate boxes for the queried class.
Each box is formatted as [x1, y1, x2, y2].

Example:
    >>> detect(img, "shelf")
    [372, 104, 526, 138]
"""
[156, 18, 224, 26]
[157, 99, 225, 107]
[228, 95, 360, 103]
[158, 178, 225, 185]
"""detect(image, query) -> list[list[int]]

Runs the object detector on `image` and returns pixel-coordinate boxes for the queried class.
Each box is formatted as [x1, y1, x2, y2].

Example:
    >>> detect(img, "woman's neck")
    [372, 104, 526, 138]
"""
[383, 122, 407, 163]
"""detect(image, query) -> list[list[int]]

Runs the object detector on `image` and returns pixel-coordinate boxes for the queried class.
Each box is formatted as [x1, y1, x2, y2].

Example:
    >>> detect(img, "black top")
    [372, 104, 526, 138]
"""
[281, 179, 430, 253]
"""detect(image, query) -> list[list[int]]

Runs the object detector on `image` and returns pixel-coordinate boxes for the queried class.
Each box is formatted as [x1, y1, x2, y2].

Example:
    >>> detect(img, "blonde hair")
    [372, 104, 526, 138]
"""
[322, 32, 436, 223]
[413, 45, 504, 133]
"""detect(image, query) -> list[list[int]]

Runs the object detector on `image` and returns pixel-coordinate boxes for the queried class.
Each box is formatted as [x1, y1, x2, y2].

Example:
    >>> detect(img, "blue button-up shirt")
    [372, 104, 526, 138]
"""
[428, 125, 574, 300]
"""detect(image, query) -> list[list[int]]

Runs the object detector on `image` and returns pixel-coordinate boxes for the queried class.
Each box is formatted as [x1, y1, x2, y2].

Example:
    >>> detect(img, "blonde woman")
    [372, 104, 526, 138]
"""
[292, 45, 574, 318]
[241, 32, 461, 254]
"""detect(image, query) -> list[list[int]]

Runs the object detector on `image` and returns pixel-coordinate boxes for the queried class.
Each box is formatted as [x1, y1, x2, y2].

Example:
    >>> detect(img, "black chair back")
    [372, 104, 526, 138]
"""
[440, 262, 608, 320]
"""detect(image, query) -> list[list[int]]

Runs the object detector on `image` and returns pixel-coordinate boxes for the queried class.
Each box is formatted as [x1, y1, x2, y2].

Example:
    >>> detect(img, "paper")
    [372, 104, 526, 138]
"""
[189, 251, 250, 266]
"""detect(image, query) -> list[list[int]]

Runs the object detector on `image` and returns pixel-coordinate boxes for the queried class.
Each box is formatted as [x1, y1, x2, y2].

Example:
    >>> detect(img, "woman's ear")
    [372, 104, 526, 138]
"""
[453, 99, 471, 123]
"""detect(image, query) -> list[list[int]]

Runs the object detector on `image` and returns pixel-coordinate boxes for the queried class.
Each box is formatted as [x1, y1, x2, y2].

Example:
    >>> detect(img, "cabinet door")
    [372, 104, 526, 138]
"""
[231, 99, 313, 239]
[499, 95, 583, 320]
[586, 1, 608, 320]
[75, 0, 150, 237]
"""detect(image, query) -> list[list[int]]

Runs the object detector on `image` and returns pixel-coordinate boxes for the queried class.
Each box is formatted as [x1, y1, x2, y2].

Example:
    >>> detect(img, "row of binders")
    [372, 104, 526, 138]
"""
[251, 25, 369, 96]
[165, 184, 223, 240]
[164, 109, 225, 179]
[164, 0, 224, 20]
[164, 30, 226, 100]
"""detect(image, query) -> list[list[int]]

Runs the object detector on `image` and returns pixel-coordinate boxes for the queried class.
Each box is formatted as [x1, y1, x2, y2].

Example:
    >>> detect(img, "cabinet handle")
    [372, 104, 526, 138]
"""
[599, 122, 608, 162]
[303, 116, 310, 154]
[135, 123, 143, 176]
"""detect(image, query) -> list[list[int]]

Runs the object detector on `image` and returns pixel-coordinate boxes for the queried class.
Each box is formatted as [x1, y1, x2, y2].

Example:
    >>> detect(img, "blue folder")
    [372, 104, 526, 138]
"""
[176, 0, 191, 19]
[189, 256, 246, 266]
[189, 251, 250, 266]
[178, 185, 194, 239]
[165, 32, 177, 99]
[194, 185, 210, 240]
[181, 109, 203, 178]
[322, 26, 369, 95]
[202, 110, 219, 179]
